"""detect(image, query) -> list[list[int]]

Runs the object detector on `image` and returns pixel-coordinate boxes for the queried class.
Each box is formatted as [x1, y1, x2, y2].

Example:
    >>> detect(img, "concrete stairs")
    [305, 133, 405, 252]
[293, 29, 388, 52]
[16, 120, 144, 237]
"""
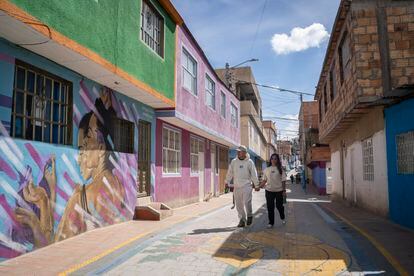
[133, 196, 173, 221]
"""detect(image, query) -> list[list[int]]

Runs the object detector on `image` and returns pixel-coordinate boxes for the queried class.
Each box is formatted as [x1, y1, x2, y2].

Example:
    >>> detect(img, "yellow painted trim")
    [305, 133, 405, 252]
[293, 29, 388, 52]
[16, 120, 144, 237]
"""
[58, 231, 152, 276]
[324, 205, 410, 276]
[0, 0, 175, 107]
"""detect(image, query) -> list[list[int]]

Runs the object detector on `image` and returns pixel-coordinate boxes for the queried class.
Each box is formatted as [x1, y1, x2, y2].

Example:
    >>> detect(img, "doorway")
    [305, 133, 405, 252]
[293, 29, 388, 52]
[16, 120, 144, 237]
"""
[137, 120, 151, 197]
[198, 140, 205, 202]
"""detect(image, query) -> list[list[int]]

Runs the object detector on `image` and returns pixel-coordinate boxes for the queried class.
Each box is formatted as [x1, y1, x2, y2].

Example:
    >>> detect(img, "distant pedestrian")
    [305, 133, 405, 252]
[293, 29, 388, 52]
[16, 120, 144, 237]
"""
[260, 153, 287, 228]
[225, 145, 260, 227]
[290, 174, 294, 184]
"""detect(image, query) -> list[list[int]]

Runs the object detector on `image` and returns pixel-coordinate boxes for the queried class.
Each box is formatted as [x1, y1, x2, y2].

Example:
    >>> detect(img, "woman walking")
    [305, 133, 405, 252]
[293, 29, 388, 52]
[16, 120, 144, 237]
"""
[261, 153, 287, 228]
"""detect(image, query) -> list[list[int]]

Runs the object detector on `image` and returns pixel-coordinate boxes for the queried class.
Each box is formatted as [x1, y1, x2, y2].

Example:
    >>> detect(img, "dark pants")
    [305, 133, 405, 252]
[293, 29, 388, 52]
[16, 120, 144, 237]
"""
[265, 190, 285, 225]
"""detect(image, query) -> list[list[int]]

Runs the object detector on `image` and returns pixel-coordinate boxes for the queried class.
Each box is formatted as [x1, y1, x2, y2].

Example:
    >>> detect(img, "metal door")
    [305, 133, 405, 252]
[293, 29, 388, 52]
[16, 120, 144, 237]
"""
[137, 120, 151, 197]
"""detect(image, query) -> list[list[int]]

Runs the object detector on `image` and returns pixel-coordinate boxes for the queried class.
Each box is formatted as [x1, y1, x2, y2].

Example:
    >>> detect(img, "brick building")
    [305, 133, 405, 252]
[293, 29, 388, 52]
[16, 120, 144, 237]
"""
[315, 0, 414, 217]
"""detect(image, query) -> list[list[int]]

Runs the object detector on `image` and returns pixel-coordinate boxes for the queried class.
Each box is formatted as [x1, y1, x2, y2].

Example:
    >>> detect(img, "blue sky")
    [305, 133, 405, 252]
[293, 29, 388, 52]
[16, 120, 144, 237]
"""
[171, 0, 341, 139]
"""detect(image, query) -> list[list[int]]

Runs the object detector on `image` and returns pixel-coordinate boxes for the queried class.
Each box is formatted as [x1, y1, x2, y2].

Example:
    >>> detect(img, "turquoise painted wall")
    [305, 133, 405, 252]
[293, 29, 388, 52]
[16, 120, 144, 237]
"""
[9, 0, 176, 100]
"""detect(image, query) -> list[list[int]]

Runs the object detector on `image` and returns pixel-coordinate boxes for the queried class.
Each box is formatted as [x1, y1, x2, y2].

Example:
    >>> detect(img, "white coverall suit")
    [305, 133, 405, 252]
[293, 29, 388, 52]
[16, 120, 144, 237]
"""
[225, 157, 260, 223]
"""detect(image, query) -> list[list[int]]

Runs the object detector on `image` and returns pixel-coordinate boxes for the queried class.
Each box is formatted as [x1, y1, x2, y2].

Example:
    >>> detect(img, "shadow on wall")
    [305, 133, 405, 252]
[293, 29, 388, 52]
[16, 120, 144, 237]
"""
[0, 83, 141, 261]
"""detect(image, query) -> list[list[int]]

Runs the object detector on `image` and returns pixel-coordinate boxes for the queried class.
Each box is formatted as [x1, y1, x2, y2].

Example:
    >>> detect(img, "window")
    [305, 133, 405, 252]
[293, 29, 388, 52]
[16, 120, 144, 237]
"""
[11, 61, 72, 145]
[319, 97, 322, 122]
[338, 31, 350, 84]
[323, 83, 328, 112]
[112, 118, 135, 153]
[140, 0, 164, 57]
[182, 48, 197, 95]
[230, 103, 238, 127]
[220, 91, 226, 118]
[362, 137, 374, 181]
[190, 137, 200, 174]
[162, 126, 181, 174]
[396, 131, 414, 174]
[330, 66, 337, 101]
[205, 75, 215, 110]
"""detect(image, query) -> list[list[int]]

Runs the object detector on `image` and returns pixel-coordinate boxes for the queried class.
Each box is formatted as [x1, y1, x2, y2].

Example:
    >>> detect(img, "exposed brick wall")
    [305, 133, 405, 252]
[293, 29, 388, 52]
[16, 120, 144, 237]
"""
[386, 5, 414, 88]
[317, 0, 413, 144]
[352, 6, 383, 97]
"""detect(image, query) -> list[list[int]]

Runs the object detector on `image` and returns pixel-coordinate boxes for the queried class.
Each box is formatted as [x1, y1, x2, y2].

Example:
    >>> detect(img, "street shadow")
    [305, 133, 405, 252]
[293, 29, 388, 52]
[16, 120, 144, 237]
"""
[188, 227, 236, 235]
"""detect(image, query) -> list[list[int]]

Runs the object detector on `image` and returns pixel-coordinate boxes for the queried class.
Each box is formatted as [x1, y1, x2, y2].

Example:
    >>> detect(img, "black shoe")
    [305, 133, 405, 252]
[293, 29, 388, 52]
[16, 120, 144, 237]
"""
[237, 220, 245, 227]
[247, 216, 253, 226]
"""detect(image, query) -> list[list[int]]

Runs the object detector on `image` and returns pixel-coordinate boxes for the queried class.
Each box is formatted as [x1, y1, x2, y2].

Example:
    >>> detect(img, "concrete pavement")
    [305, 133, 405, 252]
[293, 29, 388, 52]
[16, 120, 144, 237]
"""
[1, 181, 412, 275]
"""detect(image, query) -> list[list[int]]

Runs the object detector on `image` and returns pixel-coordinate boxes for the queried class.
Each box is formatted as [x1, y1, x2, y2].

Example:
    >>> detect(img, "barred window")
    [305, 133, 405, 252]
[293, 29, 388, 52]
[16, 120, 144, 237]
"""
[11, 61, 72, 145]
[230, 103, 238, 127]
[141, 0, 164, 57]
[396, 131, 414, 174]
[112, 118, 135, 153]
[205, 75, 215, 110]
[362, 137, 374, 181]
[182, 49, 197, 95]
[162, 126, 181, 174]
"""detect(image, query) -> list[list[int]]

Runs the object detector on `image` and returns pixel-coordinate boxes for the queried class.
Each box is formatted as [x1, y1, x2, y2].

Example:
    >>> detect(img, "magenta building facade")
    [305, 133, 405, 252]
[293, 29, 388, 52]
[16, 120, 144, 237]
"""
[154, 25, 240, 207]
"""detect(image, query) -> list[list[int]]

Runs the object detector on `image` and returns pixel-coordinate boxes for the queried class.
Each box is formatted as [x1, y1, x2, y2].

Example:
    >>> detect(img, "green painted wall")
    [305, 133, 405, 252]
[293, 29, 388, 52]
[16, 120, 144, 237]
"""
[10, 0, 176, 100]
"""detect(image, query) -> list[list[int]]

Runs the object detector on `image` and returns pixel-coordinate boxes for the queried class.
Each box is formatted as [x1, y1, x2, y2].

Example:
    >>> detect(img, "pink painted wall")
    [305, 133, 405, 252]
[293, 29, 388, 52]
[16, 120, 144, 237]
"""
[175, 26, 240, 146]
[154, 120, 223, 207]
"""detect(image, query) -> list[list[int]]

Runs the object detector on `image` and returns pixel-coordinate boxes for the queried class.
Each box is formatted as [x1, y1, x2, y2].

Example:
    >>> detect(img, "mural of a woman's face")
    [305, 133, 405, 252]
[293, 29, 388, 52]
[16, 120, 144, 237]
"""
[77, 114, 106, 180]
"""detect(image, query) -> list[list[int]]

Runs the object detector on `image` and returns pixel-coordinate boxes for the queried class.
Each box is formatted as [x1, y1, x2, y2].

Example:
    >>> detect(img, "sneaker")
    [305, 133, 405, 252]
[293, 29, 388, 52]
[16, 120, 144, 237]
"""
[237, 220, 246, 228]
[282, 220, 286, 225]
[266, 224, 273, 229]
[247, 216, 253, 226]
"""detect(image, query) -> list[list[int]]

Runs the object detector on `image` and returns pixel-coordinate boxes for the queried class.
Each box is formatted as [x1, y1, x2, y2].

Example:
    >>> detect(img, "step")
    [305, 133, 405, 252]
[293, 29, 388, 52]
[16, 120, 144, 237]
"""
[133, 202, 173, 221]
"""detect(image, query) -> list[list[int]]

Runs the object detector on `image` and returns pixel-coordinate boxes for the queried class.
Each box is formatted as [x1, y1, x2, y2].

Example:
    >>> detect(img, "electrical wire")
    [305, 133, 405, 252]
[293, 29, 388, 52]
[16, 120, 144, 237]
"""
[0, 8, 52, 46]
[249, 0, 268, 57]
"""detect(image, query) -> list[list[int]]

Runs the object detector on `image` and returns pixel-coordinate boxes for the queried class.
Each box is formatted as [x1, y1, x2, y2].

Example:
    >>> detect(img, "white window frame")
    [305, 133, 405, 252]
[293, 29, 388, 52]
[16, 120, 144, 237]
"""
[220, 91, 226, 118]
[190, 136, 200, 175]
[205, 74, 216, 110]
[230, 102, 238, 128]
[140, 0, 165, 59]
[362, 137, 374, 181]
[182, 47, 198, 96]
[162, 125, 181, 175]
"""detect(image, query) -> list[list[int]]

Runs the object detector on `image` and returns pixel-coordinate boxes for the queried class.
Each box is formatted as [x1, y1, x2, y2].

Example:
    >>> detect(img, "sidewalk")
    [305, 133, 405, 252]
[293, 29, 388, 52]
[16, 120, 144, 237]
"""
[0, 194, 233, 276]
[319, 199, 414, 275]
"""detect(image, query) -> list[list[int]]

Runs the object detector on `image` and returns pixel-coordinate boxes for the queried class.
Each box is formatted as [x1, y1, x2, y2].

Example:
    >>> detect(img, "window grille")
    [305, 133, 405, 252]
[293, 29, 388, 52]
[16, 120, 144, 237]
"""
[141, 0, 164, 57]
[162, 126, 181, 174]
[396, 131, 414, 174]
[362, 137, 374, 181]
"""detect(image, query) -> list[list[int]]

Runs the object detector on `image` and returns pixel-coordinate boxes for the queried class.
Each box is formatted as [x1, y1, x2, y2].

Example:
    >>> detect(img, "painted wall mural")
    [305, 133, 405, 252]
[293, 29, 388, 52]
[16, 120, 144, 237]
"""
[0, 80, 153, 261]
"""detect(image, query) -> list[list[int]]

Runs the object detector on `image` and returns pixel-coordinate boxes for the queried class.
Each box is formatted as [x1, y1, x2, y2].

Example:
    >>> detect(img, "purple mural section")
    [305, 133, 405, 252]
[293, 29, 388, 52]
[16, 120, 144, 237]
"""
[0, 81, 139, 261]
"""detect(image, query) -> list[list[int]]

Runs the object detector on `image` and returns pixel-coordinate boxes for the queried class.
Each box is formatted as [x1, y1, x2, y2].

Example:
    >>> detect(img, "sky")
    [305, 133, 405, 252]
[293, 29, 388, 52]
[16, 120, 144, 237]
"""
[171, 0, 341, 140]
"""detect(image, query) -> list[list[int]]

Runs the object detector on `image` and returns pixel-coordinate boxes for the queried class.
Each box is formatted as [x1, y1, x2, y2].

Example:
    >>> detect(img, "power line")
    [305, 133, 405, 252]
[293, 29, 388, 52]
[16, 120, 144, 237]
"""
[249, 0, 268, 56]
[237, 79, 314, 96]
[263, 116, 299, 122]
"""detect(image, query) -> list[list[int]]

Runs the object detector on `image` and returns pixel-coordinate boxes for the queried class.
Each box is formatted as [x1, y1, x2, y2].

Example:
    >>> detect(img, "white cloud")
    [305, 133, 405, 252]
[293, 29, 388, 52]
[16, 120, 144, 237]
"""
[271, 23, 330, 55]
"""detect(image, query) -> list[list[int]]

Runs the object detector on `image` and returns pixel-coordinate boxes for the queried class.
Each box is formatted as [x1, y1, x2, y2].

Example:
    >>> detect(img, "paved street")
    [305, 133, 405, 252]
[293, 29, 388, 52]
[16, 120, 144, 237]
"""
[70, 182, 399, 276]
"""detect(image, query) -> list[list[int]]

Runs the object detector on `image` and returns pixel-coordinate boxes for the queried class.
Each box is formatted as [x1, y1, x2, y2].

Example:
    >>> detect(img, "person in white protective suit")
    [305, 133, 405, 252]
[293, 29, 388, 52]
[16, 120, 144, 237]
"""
[225, 145, 260, 227]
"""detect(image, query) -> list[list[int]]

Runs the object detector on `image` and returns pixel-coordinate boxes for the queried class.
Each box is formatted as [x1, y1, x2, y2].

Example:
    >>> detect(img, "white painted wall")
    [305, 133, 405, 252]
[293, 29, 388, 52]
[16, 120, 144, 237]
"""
[331, 151, 343, 196]
[331, 130, 388, 215]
